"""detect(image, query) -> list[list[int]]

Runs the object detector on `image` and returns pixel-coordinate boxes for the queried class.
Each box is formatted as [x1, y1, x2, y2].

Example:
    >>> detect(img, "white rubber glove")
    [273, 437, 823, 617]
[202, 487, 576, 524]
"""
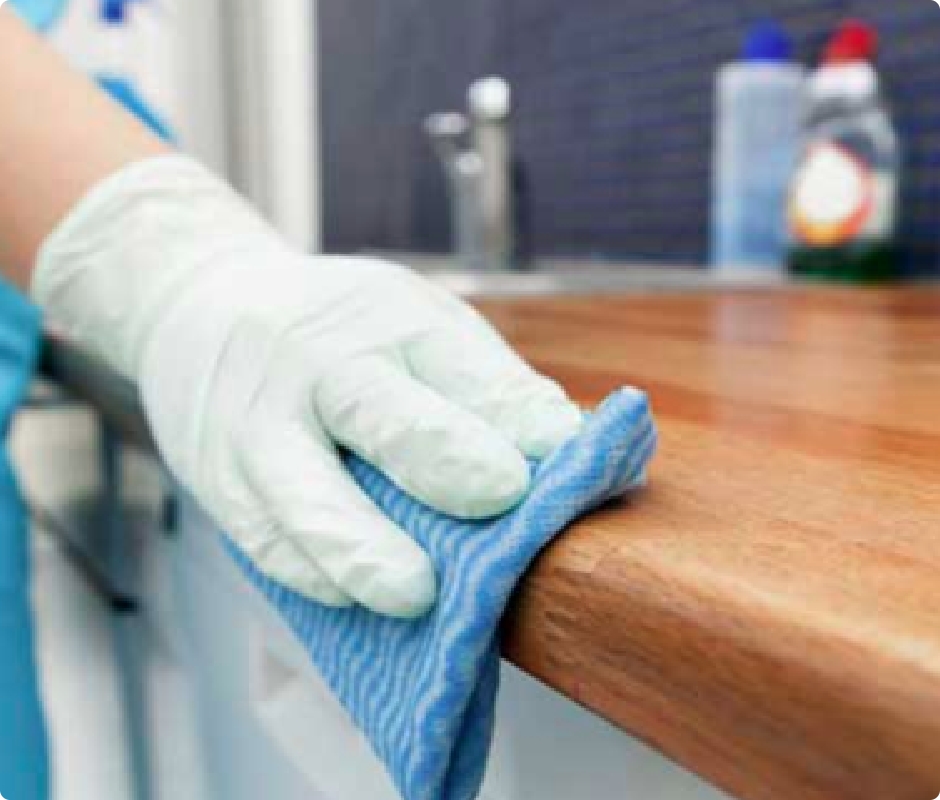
[33, 156, 582, 618]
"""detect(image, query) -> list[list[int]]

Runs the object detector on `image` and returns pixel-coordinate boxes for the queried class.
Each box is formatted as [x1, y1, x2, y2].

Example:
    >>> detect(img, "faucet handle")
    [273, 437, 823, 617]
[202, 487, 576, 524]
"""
[425, 113, 469, 148]
[424, 112, 469, 140]
[424, 112, 470, 168]
[468, 77, 512, 122]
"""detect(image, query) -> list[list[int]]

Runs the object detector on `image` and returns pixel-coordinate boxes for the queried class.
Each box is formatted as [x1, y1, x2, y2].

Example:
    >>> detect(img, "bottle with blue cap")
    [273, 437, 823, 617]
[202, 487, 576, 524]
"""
[710, 20, 806, 273]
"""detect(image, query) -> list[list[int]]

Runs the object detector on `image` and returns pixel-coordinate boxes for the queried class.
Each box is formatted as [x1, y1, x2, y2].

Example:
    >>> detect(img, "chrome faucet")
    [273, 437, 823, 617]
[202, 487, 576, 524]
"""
[426, 77, 518, 271]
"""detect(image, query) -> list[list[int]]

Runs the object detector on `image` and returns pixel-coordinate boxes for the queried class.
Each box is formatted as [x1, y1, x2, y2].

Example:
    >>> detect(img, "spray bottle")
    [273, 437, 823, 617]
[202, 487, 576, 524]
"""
[96, 0, 175, 143]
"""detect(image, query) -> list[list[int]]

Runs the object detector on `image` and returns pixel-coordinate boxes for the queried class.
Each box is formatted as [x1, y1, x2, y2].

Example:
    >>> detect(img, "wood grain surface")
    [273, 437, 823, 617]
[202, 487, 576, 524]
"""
[477, 287, 940, 800]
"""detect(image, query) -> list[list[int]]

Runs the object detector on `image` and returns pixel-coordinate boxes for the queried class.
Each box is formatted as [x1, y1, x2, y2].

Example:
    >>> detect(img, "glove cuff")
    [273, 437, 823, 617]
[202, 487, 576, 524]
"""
[32, 155, 283, 378]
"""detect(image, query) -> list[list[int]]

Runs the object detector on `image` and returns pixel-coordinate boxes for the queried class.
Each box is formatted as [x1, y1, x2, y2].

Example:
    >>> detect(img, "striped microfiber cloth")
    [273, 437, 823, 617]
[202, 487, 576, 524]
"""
[228, 387, 657, 800]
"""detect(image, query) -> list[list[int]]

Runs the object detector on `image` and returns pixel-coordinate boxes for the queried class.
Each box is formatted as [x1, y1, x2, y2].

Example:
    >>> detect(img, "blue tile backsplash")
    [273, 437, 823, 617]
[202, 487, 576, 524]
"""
[319, 0, 940, 273]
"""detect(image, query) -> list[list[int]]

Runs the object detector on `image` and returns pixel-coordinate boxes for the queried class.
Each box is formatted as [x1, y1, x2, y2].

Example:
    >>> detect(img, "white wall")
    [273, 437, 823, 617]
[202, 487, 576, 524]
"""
[223, 0, 321, 251]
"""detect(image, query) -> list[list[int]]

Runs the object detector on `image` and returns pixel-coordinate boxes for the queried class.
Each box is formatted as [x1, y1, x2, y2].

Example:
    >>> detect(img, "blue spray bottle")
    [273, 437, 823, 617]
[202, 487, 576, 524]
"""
[96, 0, 175, 143]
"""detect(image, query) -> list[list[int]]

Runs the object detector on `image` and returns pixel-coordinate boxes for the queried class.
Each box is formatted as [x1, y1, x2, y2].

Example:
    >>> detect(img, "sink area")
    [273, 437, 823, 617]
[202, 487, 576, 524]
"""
[386, 255, 787, 298]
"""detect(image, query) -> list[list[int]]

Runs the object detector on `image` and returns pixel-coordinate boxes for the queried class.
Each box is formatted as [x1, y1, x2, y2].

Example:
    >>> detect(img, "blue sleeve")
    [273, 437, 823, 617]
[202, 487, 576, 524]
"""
[0, 281, 49, 800]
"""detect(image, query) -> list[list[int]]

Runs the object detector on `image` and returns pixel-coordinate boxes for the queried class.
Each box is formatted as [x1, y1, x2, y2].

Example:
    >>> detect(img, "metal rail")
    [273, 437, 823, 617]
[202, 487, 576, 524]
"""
[39, 331, 155, 452]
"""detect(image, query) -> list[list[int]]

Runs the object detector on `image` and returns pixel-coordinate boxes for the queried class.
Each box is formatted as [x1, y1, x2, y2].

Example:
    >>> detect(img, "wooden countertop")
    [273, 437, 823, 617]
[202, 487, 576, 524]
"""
[42, 283, 940, 800]
[478, 287, 940, 800]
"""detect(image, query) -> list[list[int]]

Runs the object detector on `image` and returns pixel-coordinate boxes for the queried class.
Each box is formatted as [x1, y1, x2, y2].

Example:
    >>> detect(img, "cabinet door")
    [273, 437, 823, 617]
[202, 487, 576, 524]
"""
[148, 490, 730, 800]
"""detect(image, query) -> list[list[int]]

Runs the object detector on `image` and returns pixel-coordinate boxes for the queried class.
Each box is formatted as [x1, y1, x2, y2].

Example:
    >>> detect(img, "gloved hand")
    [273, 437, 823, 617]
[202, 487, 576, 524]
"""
[33, 156, 583, 618]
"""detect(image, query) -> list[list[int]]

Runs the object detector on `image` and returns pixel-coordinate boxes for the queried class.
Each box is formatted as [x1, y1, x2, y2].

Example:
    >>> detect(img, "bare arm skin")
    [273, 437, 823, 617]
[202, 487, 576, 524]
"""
[0, 7, 168, 287]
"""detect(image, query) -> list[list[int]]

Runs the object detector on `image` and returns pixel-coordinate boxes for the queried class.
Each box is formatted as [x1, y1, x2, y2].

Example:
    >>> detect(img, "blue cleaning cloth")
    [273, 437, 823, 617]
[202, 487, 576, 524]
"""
[229, 387, 657, 800]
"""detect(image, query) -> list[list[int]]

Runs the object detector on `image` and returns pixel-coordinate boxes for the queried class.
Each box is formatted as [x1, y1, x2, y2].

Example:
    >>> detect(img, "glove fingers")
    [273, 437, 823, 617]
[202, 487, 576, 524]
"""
[241, 421, 437, 619]
[406, 331, 583, 459]
[315, 357, 530, 519]
[245, 534, 354, 608]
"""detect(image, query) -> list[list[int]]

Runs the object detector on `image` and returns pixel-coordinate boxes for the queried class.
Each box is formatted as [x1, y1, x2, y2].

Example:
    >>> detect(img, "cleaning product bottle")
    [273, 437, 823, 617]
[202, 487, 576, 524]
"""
[788, 20, 900, 282]
[97, 0, 175, 143]
[711, 21, 805, 272]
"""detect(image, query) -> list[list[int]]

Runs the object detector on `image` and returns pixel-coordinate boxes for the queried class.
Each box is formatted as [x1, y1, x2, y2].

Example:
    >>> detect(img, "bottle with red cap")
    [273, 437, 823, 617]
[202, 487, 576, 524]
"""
[788, 20, 901, 282]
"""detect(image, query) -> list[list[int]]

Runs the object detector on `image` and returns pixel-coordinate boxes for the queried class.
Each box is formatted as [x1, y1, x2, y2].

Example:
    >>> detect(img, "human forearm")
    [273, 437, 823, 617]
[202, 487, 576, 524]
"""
[0, 7, 168, 286]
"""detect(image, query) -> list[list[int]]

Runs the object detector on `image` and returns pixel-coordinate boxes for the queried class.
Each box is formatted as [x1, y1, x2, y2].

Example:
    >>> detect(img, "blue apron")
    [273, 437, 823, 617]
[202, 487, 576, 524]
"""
[0, 281, 48, 800]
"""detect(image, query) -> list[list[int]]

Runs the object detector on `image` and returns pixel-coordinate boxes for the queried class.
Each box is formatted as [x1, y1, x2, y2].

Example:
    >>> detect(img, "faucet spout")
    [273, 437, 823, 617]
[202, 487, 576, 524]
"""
[426, 77, 519, 271]
[468, 78, 515, 271]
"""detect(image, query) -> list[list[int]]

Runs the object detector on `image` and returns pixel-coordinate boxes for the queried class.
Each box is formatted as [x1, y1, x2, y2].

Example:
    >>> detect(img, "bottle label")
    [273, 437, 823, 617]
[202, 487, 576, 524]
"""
[789, 142, 891, 247]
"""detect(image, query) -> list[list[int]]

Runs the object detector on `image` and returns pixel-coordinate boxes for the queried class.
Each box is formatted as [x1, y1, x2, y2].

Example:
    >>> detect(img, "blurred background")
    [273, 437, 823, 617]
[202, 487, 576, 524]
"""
[317, 0, 938, 274]
[15, 0, 940, 277]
